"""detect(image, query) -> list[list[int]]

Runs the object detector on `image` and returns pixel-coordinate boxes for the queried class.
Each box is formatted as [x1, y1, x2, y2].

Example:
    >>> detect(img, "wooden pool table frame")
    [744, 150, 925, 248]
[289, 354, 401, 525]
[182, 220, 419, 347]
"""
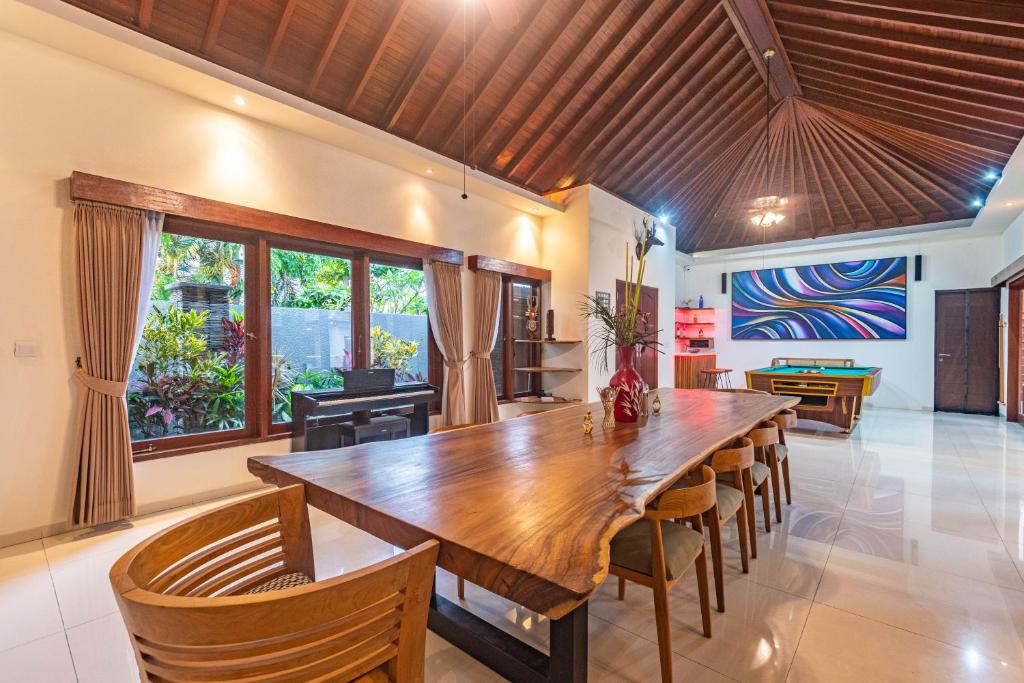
[745, 358, 881, 433]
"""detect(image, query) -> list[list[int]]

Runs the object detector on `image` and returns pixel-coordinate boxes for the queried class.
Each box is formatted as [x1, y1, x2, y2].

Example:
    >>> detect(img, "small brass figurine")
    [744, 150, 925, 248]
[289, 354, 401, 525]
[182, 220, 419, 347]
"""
[582, 411, 594, 435]
[652, 392, 662, 415]
[597, 386, 618, 428]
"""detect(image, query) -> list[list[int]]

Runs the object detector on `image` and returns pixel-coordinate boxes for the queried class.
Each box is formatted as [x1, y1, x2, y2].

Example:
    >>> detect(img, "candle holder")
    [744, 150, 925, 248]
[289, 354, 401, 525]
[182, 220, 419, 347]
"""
[597, 386, 619, 428]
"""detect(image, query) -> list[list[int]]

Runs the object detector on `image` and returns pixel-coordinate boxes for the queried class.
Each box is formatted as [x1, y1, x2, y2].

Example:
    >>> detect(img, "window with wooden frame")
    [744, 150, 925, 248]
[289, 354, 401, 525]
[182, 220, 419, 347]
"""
[73, 173, 460, 461]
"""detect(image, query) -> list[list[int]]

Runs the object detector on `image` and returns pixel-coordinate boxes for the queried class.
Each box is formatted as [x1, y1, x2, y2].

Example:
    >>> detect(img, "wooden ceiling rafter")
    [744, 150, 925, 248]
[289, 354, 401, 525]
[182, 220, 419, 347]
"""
[841, 0, 1024, 26]
[722, 0, 801, 98]
[577, 19, 743, 189]
[526, 0, 722, 189]
[200, 0, 229, 55]
[599, 49, 754, 189]
[306, 0, 359, 97]
[456, 0, 591, 160]
[382, 8, 461, 130]
[261, 0, 297, 76]
[437, 0, 553, 152]
[345, 0, 415, 111]
[794, 102, 839, 228]
[494, 0, 663, 176]
[136, 0, 153, 29]
[471, 0, 623, 165]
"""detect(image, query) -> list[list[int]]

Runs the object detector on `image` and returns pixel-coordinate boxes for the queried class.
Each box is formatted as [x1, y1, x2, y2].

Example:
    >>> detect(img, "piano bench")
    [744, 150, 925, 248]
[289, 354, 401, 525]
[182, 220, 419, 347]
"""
[339, 415, 411, 446]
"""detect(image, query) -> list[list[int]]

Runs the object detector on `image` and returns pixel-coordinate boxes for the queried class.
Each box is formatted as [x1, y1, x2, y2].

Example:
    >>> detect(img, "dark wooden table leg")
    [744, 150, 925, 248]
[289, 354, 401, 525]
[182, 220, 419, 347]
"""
[411, 403, 429, 435]
[548, 601, 588, 682]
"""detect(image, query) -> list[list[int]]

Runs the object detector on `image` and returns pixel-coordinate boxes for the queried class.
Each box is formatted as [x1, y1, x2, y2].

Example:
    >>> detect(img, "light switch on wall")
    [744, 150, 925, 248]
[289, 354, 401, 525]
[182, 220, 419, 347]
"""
[14, 341, 39, 358]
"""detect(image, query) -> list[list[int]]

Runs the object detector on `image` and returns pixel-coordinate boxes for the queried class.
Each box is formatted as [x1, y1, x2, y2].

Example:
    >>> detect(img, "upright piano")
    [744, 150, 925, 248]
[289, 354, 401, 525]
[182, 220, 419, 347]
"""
[290, 375, 439, 451]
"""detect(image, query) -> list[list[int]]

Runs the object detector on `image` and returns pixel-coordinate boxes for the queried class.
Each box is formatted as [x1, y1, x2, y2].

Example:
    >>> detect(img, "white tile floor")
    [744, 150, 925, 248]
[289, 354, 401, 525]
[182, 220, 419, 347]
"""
[3, 408, 1024, 682]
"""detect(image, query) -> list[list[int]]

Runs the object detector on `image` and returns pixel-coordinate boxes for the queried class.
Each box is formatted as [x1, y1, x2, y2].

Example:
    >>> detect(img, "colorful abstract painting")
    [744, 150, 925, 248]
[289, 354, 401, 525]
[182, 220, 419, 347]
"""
[732, 257, 907, 340]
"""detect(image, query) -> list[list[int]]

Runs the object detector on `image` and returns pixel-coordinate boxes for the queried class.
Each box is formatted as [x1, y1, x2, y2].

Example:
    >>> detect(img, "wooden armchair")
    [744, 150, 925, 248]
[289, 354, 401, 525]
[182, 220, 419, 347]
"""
[610, 465, 718, 682]
[748, 420, 783, 526]
[707, 436, 757, 610]
[772, 408, 798, 506]
[110, 485, 439, 682]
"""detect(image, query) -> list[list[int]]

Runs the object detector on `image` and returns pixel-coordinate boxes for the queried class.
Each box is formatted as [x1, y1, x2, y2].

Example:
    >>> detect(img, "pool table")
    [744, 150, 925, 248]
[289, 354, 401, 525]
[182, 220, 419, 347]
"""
[745, 359, 881, 433]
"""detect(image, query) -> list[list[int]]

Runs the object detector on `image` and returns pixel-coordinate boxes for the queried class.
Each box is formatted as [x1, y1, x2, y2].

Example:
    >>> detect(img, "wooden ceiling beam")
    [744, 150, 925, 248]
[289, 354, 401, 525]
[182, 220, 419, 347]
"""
[774, 0, 1024, 42]
[524, 0, 720, 188]
[345, 0, 414, 112]
[600, 51, 751, 188]
[773, 14, 1024, 78]
[201, 0, 229, 54]
[803, 85, 1016, 153]
[788, 50, 1024, 111]
[460, 0, 590, 160]
[306, 0, 359, 96]
[833, 0, 1024, 27]
[723, 0, 802, 98]
[261, 0, 297, 76]
[472, 0, 622, 166]
[382, 9, 460, 131]
[439, 0, 575, 152]
[624, 71, 761, 191]
[136, 0, 153, 29]
[797, 72, 1024, 138]
[496, 0, 661, 177]
[793, 101, 840, 228]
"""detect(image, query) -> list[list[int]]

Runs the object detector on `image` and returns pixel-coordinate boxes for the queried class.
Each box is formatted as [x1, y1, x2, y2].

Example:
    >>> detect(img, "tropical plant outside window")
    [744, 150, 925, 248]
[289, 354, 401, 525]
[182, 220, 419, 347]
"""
[128, 234, 246, 441]
[370, 263, 428, 383]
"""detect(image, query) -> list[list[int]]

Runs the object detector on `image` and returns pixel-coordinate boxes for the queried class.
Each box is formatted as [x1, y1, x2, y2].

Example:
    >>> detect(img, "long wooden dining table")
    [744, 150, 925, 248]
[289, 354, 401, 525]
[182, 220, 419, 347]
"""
[248, 389, 798, 682]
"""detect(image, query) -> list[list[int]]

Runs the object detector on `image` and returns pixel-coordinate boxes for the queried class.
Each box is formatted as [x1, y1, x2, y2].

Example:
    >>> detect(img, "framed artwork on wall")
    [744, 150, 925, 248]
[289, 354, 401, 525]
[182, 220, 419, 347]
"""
[731, 257, 907, 340]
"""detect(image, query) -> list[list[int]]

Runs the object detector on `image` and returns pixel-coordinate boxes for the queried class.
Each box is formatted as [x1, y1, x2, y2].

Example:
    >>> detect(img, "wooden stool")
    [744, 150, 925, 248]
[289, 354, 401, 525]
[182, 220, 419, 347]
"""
[700, 368, 733, 389]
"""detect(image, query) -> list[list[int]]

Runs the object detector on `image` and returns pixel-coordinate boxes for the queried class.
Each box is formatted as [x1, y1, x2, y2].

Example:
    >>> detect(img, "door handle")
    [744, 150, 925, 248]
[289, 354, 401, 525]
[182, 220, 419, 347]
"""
[937, 353, 951, 357]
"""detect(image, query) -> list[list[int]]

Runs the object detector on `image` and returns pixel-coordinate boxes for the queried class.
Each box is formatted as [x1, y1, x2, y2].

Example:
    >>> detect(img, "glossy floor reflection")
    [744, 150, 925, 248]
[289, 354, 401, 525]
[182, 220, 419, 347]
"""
[3, 408, 1024, 681]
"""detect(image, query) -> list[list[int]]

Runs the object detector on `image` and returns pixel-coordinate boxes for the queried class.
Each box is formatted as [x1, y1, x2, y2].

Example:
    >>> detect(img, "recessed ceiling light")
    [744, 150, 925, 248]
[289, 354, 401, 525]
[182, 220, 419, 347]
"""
[971, 198, 984, 208]
[1007, 202, 1016, 207]
[233, 95, 246, 107]
[984, 171, 1000, 181]
[426, 168, 433, 174]
[659, 214, 670, 224]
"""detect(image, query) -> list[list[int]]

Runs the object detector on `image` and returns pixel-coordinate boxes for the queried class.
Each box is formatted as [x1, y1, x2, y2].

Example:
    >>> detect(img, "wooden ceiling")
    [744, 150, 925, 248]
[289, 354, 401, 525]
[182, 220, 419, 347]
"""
[60, 0, 1024, 253]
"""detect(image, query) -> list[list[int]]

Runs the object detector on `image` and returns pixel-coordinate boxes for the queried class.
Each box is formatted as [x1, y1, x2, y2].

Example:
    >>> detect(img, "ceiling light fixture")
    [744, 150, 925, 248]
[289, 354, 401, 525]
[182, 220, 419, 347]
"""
[971, 198, 984, 208]
[233, 95, 246, 108]
[984, 171, 1000, 181]
[659, 213, 670, 224]
[426, 168, 433, 174]
[749, 49, 784, 230]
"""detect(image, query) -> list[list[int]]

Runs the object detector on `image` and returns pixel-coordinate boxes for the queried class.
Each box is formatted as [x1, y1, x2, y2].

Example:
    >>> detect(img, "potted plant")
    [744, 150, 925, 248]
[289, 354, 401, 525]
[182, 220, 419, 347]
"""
[581, 216, 663, 422]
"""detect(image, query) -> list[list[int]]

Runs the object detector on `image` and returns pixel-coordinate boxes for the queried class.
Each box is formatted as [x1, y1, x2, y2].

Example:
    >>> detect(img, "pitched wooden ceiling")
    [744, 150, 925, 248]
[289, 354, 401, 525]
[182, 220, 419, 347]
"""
[59, 0, 1024, 253]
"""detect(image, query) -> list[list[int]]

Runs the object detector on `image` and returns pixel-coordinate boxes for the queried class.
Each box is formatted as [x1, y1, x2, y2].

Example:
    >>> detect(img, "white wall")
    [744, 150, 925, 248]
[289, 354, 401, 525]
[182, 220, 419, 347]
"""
[586, 187, 677, 398]
[0, 28, 555, 545]
[678, 231, 1001, 411]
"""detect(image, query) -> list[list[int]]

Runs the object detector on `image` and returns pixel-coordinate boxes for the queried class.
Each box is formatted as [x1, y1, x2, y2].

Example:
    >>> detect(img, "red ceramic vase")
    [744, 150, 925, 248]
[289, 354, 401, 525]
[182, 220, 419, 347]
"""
[610, 345, 645, 423]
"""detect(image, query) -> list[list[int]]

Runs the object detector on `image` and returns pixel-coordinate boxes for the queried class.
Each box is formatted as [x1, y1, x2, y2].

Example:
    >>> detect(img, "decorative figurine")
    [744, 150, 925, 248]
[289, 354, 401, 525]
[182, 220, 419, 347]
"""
[597, 386, 618, 428]
[640, 388, 650, 418]
[526, 295, 540, 337]
[652, 392, 662, 415]
[698, 294, 704, 308]
[582, 411, 593, 435]
[545, 309, 555, 341]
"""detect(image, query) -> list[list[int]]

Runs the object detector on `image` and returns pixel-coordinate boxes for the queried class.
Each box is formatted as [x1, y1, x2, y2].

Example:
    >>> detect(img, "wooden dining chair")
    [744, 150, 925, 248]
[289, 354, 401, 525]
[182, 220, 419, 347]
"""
[611, 465, 718, 682]
[706, 436, 756, 612]
[748, 420, 783, 526]
[772, 408, 798, 506]
[110, 485, 439, 683]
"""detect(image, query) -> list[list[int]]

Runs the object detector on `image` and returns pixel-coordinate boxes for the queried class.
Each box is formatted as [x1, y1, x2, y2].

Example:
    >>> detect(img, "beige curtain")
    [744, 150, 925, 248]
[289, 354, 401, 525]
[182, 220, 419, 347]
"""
[470, 270, 501, 423]
[71, 202, 146, 526]
[424, 261, 467, 425]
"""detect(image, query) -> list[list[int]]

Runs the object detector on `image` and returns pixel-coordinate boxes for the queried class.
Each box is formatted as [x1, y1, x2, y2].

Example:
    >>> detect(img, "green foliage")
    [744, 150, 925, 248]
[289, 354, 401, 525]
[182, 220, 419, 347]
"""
[271, 250, 352, 310]
[370, 264, 427, 315]
[151, 233, 243, 301]
[136, 306, 209, 377]
[371, 325, 420, 378]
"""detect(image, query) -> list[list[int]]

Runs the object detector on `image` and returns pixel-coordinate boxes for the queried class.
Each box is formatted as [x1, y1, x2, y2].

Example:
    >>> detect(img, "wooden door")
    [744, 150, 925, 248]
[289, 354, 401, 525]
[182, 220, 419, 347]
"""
[615, 280, 658, 389]
[934, 289, 999, 415]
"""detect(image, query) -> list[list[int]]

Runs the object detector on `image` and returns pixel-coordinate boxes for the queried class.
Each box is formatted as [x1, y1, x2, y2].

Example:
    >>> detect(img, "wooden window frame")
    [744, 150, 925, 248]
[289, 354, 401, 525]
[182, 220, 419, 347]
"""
[69, 173, 461, 461]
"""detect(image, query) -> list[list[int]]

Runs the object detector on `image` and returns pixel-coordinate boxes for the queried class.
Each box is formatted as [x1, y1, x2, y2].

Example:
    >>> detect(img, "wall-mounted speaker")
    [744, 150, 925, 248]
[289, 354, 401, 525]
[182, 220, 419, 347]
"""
[721, 272, 727, 294]
[914, 255, 922, 281]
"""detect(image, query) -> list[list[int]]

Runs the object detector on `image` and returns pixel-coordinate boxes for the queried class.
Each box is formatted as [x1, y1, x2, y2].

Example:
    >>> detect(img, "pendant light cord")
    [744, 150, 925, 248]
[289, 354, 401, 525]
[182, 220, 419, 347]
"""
[762, 49, 772, 269]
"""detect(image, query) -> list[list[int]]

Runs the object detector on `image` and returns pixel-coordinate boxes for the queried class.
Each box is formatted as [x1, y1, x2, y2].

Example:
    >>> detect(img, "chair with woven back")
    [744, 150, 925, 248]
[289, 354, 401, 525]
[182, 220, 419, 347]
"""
[610, 465, 718, 682]
[705, 436, 757, 612]
[109, 485, 439, 683]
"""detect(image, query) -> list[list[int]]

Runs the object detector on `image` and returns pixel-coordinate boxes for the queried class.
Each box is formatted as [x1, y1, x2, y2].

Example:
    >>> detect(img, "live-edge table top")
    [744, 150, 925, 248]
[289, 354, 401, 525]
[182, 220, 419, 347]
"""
[248, 389, 798, 618]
